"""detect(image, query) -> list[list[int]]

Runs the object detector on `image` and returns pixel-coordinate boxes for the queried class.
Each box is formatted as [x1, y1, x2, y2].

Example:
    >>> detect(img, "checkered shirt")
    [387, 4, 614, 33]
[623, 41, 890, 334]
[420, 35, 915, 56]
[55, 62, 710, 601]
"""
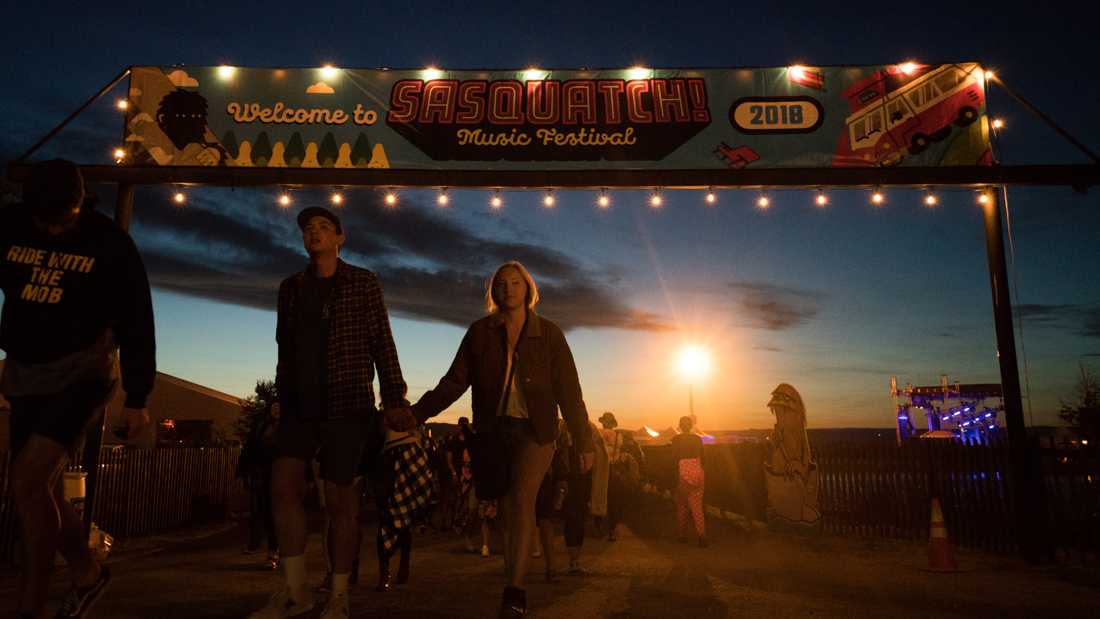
[380, 442, 434, 556]
[276, 259, 408, 418]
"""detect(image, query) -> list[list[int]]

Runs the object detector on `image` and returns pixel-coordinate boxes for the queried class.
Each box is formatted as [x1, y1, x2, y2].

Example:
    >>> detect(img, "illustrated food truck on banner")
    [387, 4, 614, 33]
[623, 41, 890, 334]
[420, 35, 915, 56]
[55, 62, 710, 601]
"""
[837, 64, 986, 166]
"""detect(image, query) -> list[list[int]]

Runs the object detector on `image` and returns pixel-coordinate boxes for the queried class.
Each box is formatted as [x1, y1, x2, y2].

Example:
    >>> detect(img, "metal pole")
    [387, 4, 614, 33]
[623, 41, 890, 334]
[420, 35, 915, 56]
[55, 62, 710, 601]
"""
[991, 77, 1100, 165]
[689, 383, 694, 422]
[82, 182, 136, 529]
[981, 186, 1044, 563]
[15, 67, 132, 163]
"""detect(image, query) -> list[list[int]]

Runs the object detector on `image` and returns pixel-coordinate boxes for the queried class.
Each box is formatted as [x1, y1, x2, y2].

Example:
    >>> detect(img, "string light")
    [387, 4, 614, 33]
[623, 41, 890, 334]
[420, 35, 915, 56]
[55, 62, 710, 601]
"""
[490, 190, 503, 209]
[321, 64, 339, 79]
[899, 61, 919, 75]
[524, 67, 547, 81]
[217, 65, 237, 80]
[116, 99, 129, 111]
[649, 191, 663, 208]
[992, 118, 1005, 130]
[278, 192, 292, 207]
[543, 191, 556, 208]
[330, 192, 344, 206]
[384, 191, 398, 207]
[789, 65, 808, 81]
[627, 66, 651, 80]
[815, 190, 828, 207]
[924, 192, 938, 207]
[112, 147, 126, 162]
[871, 189, 885, 205]
[422, 66, 443, 80]
[437, 189, 450, 206]
[705, 189, 717, 205]
[984, 70, 996, 81]
[757, 194, 770, 209]
[597, 190, 611, 208]
[172, 191, 186, 205]
[977, 190, 992, 205]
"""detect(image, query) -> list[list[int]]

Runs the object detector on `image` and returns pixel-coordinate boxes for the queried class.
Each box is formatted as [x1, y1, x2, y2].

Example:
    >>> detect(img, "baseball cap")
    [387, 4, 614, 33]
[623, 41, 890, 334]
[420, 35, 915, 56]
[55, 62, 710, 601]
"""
[296, 206, 343, 234]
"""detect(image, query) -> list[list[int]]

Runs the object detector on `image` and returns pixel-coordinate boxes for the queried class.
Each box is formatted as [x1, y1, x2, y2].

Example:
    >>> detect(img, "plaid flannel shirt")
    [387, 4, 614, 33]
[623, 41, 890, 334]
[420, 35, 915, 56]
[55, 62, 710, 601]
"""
[276, 259, 408, 418]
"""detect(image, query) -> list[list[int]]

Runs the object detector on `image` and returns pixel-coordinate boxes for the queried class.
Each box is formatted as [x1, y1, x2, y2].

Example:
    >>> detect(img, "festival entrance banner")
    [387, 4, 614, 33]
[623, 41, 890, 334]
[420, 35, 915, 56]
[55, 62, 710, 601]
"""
[123, 64, 992, 171]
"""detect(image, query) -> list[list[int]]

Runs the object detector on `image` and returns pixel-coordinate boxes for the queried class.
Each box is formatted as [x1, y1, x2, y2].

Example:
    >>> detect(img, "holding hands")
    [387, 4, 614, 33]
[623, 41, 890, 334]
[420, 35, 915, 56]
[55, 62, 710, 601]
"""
[384, 406, 419, 432]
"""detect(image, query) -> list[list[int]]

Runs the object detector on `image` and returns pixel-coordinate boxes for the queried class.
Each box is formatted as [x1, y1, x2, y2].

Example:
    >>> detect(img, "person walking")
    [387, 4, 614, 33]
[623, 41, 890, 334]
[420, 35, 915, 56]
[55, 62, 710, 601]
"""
[386, 260, 594, 618]
[1, 159, 156, 619]
[239, 402, 282, 569]
[251, 206, 410, 619]
[672, 416, 707, 547]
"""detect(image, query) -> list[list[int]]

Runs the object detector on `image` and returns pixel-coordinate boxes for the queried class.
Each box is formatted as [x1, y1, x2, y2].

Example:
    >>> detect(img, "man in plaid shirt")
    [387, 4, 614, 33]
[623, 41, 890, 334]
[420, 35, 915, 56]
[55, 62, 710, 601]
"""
[251, 206, 409, 619]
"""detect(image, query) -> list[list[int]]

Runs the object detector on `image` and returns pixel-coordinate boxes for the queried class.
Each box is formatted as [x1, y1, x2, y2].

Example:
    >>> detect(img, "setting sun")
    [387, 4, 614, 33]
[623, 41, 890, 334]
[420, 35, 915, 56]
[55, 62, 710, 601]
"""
[676, 345, 712, 381]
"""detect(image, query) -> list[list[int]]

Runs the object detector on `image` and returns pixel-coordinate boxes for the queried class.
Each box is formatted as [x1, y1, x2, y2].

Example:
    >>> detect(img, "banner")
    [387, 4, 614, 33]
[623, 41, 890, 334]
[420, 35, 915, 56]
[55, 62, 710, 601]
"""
[123, 64, 992, 171]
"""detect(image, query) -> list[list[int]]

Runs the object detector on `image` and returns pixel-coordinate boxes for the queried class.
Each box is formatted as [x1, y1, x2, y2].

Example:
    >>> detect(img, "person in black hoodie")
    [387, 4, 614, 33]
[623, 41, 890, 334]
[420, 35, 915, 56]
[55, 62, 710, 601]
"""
[1, 159, 156, 619]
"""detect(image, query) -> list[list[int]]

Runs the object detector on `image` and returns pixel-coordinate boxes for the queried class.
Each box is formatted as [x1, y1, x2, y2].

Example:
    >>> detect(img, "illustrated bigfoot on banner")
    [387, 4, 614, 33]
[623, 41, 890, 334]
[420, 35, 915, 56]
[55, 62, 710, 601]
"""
[155, 89, 229, 166]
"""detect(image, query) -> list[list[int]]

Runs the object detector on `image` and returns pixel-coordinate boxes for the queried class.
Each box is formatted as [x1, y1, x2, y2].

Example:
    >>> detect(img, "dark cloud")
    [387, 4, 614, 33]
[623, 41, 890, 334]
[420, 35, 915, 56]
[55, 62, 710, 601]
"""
[131, 189, 669, 332]
[1017, 303, 1100, 338]
[729, 281, 825, 331]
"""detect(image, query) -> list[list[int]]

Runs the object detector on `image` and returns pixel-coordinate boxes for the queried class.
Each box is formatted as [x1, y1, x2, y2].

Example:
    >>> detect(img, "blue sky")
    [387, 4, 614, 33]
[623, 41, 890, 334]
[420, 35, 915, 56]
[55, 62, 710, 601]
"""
[2, 0, 1098, 430]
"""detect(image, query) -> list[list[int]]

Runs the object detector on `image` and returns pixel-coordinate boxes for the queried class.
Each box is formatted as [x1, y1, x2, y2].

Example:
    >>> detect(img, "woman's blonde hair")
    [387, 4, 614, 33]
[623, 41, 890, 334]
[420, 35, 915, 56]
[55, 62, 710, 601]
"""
[485, 261, 540, 314]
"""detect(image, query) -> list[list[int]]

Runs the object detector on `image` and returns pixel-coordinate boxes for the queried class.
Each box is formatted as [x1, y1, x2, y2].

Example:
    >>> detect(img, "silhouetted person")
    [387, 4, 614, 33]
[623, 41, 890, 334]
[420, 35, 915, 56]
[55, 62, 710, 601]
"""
[251, 206, 409, 619]
[672, 416, 707, 547]
[1, 159, 155, 618]
[388, 261, 594, 618]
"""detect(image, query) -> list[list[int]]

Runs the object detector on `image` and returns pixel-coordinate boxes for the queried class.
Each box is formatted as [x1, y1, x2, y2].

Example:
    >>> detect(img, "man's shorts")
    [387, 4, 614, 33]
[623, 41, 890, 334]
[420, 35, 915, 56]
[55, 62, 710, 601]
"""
[6, 378, 117, 456]
[276, 413, 368, 485]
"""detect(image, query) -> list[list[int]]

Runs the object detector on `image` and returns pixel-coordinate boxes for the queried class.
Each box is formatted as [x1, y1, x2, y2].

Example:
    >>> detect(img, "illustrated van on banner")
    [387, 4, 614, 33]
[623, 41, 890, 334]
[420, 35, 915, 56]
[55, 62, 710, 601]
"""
[123, 63, 992, 171]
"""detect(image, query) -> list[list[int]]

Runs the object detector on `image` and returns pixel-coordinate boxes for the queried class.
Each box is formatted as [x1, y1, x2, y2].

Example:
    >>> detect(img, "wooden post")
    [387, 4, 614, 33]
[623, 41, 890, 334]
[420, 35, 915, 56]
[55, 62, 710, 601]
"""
[82, 182, 136, 529]
[114, 182, 135, 231]
[981, 186, 1045, 563]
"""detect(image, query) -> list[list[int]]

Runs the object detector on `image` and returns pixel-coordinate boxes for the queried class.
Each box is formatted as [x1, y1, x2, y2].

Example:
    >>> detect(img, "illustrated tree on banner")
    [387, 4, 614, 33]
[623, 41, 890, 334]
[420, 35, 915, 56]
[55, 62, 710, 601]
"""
[351, 133, 371, 167]
[285, 132, 305, 167]
[318, 132, 339, 167]
[252, 131, 272, 167]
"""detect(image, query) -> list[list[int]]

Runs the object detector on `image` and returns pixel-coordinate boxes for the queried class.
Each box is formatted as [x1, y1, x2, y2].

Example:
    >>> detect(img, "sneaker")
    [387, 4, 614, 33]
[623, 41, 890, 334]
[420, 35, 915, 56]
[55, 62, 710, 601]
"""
[481, 544, 490, 558]
[498, 586, 527, 618]
[248, 587, 315, 618]
[320, 592, 349, 619]
[55, 565, 111, 618]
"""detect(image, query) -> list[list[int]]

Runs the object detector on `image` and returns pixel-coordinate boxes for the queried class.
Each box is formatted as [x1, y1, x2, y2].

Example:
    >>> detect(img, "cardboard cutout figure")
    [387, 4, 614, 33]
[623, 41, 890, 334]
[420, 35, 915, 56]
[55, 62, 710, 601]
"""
[764, 383, 821, 525]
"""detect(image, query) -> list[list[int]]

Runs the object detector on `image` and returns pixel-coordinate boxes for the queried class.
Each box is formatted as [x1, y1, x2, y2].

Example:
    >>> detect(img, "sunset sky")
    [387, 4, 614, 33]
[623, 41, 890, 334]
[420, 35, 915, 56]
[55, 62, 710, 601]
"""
[2, 1, 1098, 430]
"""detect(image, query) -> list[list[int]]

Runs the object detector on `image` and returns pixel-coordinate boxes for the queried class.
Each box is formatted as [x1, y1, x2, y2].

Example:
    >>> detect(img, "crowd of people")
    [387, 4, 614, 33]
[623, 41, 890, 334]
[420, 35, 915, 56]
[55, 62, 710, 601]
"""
[0, 159, 708, 619]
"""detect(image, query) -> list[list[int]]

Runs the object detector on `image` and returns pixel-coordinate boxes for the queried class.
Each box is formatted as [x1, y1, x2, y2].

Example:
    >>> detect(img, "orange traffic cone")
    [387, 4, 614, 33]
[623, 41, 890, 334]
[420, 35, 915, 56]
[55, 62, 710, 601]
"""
[926, 497, 958, 572]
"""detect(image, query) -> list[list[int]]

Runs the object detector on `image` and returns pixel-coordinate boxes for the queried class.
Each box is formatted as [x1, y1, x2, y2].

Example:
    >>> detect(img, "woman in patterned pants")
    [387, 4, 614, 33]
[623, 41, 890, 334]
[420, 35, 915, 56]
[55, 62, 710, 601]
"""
[671, 416, 707, 547]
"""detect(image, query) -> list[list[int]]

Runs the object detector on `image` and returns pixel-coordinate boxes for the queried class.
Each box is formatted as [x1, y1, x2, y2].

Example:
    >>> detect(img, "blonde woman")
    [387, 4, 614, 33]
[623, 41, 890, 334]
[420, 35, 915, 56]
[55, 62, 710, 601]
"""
[387, 261, 594, 618]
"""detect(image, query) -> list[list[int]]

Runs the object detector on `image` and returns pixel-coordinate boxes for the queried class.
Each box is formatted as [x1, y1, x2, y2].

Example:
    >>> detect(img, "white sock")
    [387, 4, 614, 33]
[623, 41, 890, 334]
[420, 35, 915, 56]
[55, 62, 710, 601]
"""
[332, 572, 349, 596]
[282, 554, 308, 598]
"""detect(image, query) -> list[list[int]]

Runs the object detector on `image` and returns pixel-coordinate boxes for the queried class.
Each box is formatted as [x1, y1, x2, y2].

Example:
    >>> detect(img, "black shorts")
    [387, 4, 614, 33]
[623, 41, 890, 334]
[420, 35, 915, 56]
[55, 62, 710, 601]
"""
[7, 378, 117, 456]
[276, 413, 368, 485]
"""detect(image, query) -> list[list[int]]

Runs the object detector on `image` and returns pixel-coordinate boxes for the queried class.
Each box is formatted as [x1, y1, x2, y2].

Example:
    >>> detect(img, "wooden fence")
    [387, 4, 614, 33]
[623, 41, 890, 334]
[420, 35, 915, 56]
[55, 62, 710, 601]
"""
[642, 440, 1100, 561]
[0, 447, 240, 564]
